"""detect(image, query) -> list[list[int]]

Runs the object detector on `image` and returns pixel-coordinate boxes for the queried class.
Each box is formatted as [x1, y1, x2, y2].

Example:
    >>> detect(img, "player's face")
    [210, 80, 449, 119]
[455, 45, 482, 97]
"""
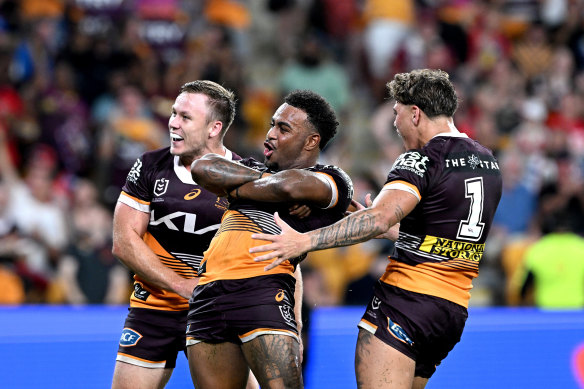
[263, 103, 316, 171]
[169, 92, 214, 162]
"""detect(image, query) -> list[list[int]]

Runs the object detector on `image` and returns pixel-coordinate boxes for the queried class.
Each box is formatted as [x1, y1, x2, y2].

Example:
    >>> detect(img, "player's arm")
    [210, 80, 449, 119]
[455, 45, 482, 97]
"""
[348, 194, 400, 241]
[190, 153, 264, 196]
[191, 153, 334, 207]
[112, 202, 198, 299]
[230, 169, 333, 208]
[250, 188, 418, 270]
[293, 266, 304, 363]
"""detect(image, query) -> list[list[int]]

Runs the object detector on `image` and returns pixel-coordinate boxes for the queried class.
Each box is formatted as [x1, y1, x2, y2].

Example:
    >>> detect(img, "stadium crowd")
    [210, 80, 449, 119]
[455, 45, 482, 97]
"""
[0, 0, 583, 310]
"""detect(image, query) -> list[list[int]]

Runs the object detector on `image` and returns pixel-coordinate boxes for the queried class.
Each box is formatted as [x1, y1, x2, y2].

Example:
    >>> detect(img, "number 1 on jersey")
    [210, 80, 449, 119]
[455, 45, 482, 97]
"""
[457, 177, 485, 241]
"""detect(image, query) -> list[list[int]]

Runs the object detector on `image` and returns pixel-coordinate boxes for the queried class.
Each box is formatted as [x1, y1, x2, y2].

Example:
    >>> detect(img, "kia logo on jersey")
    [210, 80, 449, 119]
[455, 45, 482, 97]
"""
[154, 178, 169, 196]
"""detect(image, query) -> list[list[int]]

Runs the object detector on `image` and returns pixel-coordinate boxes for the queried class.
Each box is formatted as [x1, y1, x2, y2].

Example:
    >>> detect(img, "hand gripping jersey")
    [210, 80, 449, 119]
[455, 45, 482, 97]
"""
[381, 134, 502, 308]
[198, 158, 354, 284]
[117, 147, 240, 311]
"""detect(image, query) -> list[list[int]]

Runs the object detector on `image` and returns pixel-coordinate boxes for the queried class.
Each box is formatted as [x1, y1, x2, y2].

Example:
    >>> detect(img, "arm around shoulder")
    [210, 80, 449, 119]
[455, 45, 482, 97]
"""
[191, 154, 262, 196]
[236, 169, 333, 208]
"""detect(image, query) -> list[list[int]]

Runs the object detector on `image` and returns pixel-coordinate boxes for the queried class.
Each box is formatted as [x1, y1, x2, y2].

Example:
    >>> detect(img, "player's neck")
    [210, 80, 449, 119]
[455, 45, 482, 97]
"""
[180, 144, 227, 171]
[420, 117, 459, 147]
[283, 152, 319, 170]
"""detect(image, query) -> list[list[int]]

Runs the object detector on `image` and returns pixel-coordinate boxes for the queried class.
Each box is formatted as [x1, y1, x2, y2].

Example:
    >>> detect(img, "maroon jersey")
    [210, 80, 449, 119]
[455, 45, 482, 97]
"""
[198, 158, 354, 284]
[380, 133, 502, 307]
[117, 147, 240, 311]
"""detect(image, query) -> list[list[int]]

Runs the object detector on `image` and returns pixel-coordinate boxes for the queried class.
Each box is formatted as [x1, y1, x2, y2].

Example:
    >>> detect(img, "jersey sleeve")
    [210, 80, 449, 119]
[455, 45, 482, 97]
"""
[238, 156, 267, 171]
[315, 165, 354, 212]
[118, 154, 154, 213]
[382, 150, 433, 201]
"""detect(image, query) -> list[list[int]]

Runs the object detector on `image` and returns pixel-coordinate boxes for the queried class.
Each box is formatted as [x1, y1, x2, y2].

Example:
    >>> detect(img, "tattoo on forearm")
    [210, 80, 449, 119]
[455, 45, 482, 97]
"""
[311, 212, 381, 250]
[201, 159, 259, 187]
[395, 204, 405, 222]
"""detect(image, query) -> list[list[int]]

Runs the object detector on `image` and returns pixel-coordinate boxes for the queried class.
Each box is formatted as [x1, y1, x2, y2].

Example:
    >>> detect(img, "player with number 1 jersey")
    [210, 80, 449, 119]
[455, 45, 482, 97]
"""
[374, 133, 502, 308]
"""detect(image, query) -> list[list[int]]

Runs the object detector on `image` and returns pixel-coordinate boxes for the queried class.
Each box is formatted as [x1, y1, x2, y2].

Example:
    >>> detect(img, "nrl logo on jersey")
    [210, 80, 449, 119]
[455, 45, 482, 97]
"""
[127, 159, 142, 183]
[154, 178, 169, 196]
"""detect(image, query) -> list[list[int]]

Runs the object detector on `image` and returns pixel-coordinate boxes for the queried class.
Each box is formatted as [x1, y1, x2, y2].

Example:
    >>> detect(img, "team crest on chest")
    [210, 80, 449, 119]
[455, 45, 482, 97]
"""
[154, 178, 169, 196]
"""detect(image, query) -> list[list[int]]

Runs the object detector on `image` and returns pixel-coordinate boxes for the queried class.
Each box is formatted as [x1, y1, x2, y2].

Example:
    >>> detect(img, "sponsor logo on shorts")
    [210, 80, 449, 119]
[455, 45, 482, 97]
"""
[275, 289, 285, 302]
[153, 178, 169, 196]
[119, 328, 143, 347]
[387, 317, 414, 346]
[133, 283, 150, 301]
[279, 305, 294, 326]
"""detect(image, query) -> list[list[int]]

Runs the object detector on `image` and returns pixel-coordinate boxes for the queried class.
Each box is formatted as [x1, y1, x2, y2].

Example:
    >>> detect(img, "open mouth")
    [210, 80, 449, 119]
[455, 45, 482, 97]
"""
[263, 141, 274, 157]
[171, 133, 184, 143]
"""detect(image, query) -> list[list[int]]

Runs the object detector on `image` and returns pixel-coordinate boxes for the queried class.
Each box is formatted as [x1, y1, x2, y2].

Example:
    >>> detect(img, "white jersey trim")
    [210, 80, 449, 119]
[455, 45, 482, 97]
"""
[118, 192, 150, 213]
[358, 320, 377, 334]
[116, 353, 166, 368]
[316, 173, 338, 209]
[382, 182, 421, 201]
[240, 330, 299, 344]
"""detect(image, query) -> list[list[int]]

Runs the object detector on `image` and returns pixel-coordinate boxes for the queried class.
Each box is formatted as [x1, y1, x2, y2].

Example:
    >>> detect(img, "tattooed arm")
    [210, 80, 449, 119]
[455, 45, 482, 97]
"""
[250, 188, 418, 270]
[190, 154, 263, 196]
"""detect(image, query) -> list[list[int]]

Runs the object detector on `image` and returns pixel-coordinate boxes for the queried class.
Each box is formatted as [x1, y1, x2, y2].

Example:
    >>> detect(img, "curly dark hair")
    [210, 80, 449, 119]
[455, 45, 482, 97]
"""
[386, 69, 459, 118]
[180, 80, 236, 136]
[284, 90, 339, 150]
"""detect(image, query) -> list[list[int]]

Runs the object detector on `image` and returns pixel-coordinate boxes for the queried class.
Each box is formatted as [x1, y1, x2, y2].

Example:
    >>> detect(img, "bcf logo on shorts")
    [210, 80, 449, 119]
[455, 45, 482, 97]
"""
[119, 328, 143, 347]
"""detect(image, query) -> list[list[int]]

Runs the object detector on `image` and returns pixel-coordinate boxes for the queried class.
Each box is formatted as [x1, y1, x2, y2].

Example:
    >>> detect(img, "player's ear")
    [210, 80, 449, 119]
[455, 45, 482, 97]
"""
[304, 132, 320, 151]
[209, 121, 223, 138]
[412, 106, 421, 126]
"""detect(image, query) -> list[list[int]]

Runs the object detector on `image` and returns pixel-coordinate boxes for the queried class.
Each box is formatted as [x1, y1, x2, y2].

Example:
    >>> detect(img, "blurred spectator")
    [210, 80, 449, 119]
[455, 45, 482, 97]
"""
[511, 21, 554, 83]
[533, 155, 584, 236]
[492, 150, 539, 236]
[0, 180, 26, 304]
[36, 61, 91, 175]
[278, 33, 351, 115]
[465, 4, 512, 75]
[307, 0, 359, 63]
[516, 212, 584, 308]
[96, 85, 166, 207]
[0, 132, 68, 301]
[51, 179, 129, 304]
[203, 0, 251, 62]
[265, 0, 306, 61]
[360, 0, 415, 101]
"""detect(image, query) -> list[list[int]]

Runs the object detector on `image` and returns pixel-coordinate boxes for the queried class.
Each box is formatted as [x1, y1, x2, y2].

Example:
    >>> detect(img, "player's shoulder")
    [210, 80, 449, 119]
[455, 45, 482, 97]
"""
[426, 134, 494, 156]
[125, 147, 171, 185]
[239, 156, 266, 170]
[229, 149, 242, 161]
[141, 147, 173, 166]
[311, 164, 352, 184]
